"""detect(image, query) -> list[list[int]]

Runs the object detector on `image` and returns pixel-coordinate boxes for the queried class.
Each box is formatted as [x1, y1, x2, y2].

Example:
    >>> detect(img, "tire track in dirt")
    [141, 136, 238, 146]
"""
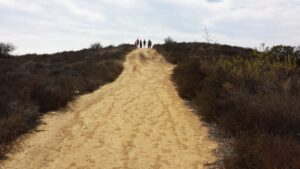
[1, 49, 218, 169]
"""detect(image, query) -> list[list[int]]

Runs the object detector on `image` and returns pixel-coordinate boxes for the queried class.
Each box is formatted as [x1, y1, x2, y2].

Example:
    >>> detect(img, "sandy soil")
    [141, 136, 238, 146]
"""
[1, 49, 218, 169]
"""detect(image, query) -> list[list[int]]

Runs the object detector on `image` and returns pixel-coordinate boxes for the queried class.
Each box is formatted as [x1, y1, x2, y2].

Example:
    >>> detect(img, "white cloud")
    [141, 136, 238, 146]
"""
[0, 0, 299, 54]
[0, 0, 42, 13]
[56, 0, 105, 22]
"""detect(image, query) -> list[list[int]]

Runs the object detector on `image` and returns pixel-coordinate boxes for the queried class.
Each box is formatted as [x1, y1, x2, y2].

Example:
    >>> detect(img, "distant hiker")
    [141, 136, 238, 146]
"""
[143, 40, 146, 48]
[139, 40, 143, 48]
[148, 40, 152, 48]
[135, 39, 139, 48]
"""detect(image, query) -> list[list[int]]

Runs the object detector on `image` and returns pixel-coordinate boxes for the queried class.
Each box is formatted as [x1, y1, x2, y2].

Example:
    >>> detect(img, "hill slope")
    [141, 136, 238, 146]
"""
[0, 45, 134, 159]
[1, 49, 218, 169]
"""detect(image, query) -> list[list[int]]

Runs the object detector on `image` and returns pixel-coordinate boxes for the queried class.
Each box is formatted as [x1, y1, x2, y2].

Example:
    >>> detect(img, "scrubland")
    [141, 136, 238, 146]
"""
[155, 43, 300, 169]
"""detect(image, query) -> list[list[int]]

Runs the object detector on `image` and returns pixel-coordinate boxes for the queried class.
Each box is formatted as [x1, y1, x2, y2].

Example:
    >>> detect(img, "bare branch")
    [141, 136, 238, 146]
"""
[201, 26, 215, 43]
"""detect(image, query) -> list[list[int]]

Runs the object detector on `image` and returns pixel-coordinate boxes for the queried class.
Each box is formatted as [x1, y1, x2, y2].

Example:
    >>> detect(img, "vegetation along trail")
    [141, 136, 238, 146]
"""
[1, 49, 218, 169]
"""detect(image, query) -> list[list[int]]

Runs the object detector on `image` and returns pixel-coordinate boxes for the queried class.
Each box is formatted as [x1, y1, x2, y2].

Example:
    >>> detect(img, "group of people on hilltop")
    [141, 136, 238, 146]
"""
[135, 39, 152, 48]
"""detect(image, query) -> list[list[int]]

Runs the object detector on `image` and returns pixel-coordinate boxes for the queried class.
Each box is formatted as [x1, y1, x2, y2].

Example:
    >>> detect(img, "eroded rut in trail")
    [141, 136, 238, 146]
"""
[1, 49, 218, 169]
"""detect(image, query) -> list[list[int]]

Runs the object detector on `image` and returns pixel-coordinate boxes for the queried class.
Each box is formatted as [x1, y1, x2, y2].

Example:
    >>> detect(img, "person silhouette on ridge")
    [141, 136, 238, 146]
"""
[148, 40, 152, 48]
[139, 40, 142, 48]
[135, 39, 139, 48]
[143, 40, 146, 48]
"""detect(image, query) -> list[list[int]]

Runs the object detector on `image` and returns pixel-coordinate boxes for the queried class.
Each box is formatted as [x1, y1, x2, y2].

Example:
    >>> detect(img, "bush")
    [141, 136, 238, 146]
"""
[226, 135, 300, 169]
[90, 42, 102, 50]
[0, 43, 15, 57]
[31, 79, 74, 112]
[164, 36, 175, 44]
[269, 45, 300, 65]
[172, 59, 206, 99]
[196, 56, 300, 168]
[154, 42, 253, 64]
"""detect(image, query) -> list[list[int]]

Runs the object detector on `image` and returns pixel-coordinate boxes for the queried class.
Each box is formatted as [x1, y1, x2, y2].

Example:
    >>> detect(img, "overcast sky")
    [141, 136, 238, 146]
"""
[0, 0, 299, 54]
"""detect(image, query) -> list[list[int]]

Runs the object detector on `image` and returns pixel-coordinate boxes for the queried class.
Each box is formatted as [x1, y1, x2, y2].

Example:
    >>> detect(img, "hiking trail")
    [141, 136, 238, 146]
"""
[1, 49, 218, 169]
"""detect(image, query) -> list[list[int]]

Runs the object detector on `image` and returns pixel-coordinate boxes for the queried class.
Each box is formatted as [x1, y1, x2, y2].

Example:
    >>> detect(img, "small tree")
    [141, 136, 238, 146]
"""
[201, 26, 215, 43]
[258, 43, 270, 52]
[164, 36, 175, 44]
[0, 43, 15, 57]
[90, 42, 102, 50]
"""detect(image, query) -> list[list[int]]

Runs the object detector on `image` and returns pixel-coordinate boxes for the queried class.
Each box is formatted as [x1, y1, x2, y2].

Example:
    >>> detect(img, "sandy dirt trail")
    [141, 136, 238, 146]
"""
[1, 49, 218, 169]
